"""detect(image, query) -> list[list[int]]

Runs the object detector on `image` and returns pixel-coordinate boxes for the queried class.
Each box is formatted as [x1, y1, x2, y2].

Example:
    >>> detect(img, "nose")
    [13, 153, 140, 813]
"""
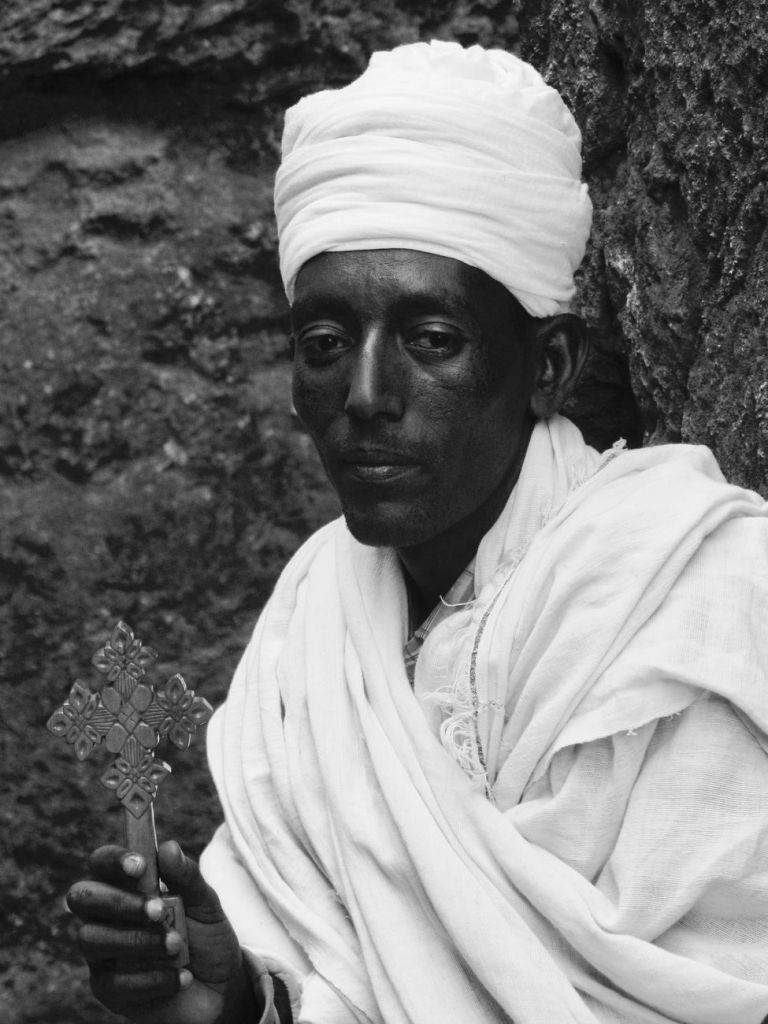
[344, 329, 404, 421]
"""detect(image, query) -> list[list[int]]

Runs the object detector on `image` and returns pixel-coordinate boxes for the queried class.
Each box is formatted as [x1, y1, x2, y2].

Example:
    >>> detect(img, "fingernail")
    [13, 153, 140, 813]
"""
[145, 897, 166, 922]
[165, 929, 183, 955]
[179, 969, 193, 990]
[122, 854, 145, 877]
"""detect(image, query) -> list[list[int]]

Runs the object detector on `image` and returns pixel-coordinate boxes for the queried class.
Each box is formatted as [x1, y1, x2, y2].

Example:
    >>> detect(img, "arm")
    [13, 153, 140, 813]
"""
[67, 840, 288, 1024]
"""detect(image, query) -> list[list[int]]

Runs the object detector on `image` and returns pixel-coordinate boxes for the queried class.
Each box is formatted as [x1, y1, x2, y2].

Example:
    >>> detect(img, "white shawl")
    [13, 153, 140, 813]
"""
[202, 416, 768, 1024]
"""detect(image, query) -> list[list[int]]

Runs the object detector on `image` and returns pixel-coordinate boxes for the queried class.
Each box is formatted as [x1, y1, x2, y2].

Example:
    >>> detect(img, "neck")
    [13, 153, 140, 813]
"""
[397, 421, 533, 624]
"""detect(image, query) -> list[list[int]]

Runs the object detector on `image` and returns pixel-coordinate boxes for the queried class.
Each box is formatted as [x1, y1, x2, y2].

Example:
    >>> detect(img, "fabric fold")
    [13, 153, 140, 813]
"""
[274, 40, 592, 316]
[204, 415, 768, 1024]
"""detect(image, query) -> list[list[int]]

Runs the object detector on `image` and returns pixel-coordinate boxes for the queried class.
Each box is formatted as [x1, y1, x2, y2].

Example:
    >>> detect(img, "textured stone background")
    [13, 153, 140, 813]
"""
[1, 1, 766, 1021]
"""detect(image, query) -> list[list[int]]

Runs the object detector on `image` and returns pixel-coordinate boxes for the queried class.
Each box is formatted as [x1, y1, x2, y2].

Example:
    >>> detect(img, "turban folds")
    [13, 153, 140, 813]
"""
[274, 40, 592, 318]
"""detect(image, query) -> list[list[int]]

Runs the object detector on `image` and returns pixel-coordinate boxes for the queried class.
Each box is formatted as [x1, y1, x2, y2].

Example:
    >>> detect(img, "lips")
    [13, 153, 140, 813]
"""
[336, 447, 421, 483]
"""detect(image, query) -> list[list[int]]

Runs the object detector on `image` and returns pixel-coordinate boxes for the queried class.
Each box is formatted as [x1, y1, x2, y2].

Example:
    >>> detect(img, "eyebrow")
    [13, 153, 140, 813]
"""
[291, 294, 351, 324]
[394, 289, 482, 328]
[291, 287, 484, 333]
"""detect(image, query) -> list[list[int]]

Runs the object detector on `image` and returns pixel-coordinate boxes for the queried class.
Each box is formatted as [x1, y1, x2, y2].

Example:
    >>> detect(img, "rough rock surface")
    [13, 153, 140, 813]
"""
[0, 2, 765, 1022]
[520, 0, 768, 486]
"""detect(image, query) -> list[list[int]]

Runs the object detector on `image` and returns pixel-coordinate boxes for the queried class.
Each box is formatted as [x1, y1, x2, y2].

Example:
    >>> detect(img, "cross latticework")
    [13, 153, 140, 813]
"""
[47, 621, 212, 819]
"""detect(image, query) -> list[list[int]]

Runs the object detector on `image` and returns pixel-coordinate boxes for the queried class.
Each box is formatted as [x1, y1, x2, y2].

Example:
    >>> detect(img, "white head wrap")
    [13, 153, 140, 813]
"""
[274, 40, 592, 317]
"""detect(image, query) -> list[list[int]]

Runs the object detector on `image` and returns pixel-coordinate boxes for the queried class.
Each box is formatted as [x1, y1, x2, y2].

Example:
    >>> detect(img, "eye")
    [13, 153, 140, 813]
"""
[405, 323, 465, 358]
[294, 325, 351, 365]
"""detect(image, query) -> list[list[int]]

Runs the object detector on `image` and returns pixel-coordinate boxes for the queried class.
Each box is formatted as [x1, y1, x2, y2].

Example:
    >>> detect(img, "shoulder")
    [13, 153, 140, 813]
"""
[271, 516, 346, 591]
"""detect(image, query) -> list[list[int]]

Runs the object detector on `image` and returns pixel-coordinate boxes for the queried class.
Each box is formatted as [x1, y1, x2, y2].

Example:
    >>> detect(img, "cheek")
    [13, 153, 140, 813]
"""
[419, 370, 521, 445]
[439, 389, 531, 485]
[292, 370, 338, 437]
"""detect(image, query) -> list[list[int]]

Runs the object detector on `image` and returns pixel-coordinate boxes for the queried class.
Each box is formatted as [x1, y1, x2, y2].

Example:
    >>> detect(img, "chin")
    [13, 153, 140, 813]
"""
[342, 508, 434, 549]
[343, 516, 403, 548]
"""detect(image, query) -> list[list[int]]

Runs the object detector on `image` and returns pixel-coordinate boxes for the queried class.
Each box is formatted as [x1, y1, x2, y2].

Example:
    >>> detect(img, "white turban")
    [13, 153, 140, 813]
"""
[274, 40, 592, 318]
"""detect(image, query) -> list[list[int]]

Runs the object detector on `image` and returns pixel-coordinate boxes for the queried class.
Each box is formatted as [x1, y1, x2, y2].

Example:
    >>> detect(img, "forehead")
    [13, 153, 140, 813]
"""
[291, 249, 511, 325]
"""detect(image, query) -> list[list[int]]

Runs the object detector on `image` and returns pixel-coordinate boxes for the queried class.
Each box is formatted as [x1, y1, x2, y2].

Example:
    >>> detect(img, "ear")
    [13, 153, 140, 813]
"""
[528, 313, 589, 419]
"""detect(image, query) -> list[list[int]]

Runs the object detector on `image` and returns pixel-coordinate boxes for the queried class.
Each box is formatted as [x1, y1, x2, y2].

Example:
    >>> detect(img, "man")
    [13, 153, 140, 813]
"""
[67, 40, 768, 1024]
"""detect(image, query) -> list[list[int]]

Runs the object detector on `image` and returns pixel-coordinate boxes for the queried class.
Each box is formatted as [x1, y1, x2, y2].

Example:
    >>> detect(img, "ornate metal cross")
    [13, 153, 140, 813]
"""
[47, 620, 213, 965]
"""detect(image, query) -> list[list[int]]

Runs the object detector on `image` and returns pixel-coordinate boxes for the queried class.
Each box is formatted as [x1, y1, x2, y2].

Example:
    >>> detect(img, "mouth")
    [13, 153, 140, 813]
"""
[336, 447, 421, 483]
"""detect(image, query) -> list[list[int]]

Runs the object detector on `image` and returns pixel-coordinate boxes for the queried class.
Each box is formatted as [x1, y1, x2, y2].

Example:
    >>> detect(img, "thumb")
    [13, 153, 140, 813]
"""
[157, 840, 224, 923]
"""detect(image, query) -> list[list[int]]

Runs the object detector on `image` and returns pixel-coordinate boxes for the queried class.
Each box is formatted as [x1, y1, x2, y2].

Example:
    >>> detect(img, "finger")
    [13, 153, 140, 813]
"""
[78, 921, 177, 962]
[87, 844, 150, 887]
[89, 961, 189, 1009]
[67, 880, 147, 925]
[157, 841, 225, 924]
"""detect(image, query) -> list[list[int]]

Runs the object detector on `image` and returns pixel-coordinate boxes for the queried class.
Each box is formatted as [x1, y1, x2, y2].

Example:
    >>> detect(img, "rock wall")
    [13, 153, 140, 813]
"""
[520, 0, 768, 487]
[1, 2, 765, 1021]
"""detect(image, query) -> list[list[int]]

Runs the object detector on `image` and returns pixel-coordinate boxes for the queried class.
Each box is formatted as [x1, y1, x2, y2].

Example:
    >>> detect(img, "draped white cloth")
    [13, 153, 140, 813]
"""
[274, 40, 592, 317]
[202, 416, 768, 1024]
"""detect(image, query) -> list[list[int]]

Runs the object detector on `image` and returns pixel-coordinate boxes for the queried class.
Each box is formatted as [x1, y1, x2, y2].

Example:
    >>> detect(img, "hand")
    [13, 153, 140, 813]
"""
[67, 840, 260, 1024]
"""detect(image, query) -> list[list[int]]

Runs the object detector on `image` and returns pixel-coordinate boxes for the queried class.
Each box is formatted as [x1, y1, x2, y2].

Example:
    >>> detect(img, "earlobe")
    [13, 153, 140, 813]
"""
[529, 314, 589, 419]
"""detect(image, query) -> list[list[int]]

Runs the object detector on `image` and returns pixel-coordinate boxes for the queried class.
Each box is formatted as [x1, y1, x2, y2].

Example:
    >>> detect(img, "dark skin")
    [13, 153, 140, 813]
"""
[291, 249, 588, 620]
[66, 249, 588, 1023]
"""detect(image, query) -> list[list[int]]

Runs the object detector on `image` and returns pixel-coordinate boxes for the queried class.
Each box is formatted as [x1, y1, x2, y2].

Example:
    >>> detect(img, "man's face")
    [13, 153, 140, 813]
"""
[291, 249, 538, 549]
